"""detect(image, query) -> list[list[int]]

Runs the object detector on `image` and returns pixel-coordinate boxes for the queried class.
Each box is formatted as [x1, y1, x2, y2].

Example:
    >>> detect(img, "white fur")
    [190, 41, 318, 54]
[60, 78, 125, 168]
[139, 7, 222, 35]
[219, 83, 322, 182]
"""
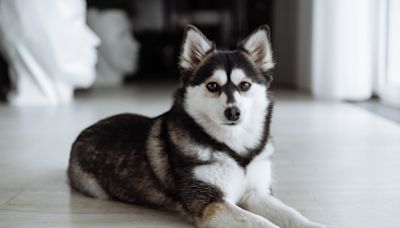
[210, 69, 228, 85]
[243, 29, 275, 71]
[194, 152, 246, 204]
[184, 81, 269, 155]
[193, 142, 274, 204]
[182, 25, 325, 227]
[192, 140, 326, 227]
[245, 142, 274, 192]
[241, 191, 326, 228]
[230, 68, 247, 86]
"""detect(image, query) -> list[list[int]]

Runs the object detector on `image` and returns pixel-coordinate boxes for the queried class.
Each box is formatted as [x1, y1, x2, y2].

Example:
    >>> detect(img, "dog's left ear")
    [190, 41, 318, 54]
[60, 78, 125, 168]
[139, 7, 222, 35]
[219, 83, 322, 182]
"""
[179, 25, 215, 82]
[240, 25, 275, 77]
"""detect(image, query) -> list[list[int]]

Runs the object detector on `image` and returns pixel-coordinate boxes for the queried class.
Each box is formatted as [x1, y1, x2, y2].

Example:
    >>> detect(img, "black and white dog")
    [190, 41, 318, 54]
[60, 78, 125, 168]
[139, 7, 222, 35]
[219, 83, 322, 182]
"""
[68, 25, 325, 228]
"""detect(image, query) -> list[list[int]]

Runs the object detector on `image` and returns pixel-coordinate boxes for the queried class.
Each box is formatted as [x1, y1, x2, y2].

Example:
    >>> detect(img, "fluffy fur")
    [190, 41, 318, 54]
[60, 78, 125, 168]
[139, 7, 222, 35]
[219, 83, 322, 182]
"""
[68, 25, 325, 228]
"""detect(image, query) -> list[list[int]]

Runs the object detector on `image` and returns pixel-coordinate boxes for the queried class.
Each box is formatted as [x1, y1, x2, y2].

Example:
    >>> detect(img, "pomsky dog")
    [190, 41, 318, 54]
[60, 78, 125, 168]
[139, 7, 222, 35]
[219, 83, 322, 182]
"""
[68, 25, 326, 228]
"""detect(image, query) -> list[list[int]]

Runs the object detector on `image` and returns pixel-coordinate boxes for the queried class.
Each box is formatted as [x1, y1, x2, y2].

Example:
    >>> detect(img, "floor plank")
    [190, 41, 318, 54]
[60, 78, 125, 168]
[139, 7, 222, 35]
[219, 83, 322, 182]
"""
[1, 85, 399, 227]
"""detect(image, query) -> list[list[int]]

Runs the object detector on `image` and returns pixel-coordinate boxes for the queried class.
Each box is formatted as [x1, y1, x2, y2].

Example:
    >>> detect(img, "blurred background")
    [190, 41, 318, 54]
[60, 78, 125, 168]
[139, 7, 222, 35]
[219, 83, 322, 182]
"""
[0, 0, 399, 107]
[0, 0, 400, 227]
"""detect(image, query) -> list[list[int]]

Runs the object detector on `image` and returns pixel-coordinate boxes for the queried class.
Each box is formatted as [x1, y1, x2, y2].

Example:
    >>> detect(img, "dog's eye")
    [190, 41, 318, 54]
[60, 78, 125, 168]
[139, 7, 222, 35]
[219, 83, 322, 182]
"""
[206, 82, 220, 92]
[239, 82, 251, 91]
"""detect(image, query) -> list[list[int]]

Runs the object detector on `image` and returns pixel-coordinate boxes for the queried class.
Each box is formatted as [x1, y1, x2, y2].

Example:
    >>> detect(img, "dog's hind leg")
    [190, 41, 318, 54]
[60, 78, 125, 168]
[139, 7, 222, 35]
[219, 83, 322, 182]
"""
[68, 159, 109, 200]
[240, 190, 326, 228]
[193, 201, 279, 228]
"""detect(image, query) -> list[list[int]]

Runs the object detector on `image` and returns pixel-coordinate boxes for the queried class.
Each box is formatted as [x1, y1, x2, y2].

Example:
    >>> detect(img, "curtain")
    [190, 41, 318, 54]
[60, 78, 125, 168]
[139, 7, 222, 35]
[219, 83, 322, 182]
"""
[378, 0, 400, 107]
[310, 0, 375, 101]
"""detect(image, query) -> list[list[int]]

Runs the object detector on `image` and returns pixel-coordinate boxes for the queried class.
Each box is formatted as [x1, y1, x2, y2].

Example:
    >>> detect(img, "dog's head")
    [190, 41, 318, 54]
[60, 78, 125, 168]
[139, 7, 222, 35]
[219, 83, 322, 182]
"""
[179, 25, 274, 129]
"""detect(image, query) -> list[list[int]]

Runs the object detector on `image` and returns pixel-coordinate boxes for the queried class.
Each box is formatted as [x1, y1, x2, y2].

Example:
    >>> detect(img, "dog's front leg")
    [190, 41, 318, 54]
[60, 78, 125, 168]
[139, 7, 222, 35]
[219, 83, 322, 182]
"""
[194, 201, 279, 228]
[240, 191, 326, 228]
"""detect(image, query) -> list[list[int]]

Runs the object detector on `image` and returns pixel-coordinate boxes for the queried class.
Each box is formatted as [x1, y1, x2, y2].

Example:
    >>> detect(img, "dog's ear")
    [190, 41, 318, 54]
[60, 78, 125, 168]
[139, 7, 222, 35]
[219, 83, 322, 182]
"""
[179, 25, 215, 81]
[240, 25, 275, 76]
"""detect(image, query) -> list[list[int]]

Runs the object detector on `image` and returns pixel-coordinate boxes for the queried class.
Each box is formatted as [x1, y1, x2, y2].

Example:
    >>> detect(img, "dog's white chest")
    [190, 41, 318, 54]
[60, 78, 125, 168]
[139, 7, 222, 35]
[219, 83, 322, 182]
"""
[194, 152, 246, 203]
[193, 147, 272, 204]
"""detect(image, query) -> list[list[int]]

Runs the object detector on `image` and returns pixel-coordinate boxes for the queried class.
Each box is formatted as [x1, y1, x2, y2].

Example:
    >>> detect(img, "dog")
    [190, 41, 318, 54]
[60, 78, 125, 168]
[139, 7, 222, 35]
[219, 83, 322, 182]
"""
[68, 25, 326, 228]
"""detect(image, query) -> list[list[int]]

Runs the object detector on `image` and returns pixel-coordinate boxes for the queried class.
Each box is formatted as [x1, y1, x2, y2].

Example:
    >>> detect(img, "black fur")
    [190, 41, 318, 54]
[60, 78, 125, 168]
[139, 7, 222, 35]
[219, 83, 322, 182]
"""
[69, 86, 273, 217]
[188, 51, 267, 86]
[68, 24, 275, 221]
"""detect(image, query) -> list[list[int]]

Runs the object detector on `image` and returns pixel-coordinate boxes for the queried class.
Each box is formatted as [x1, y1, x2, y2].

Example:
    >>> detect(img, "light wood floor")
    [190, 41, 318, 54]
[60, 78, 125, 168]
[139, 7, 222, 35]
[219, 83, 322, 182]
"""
[1, 84, 399, 228]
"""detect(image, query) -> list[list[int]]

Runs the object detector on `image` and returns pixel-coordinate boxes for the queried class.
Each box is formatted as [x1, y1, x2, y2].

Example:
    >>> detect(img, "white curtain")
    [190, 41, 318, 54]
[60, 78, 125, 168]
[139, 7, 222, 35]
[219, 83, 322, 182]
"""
[378, 0, 400, 107]
[310, 0, 375, 101]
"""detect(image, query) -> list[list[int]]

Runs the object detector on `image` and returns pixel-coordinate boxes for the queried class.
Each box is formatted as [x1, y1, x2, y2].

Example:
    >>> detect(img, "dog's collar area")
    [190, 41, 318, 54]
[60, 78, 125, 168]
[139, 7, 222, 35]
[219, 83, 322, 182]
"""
[169, 105, 270, 168]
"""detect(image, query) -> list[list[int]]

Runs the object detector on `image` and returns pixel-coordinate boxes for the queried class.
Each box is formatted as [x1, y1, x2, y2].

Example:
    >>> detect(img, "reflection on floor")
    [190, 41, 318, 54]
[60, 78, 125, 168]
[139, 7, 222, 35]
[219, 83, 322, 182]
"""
[1, 83, 400, 228]
[352, 98, 400, 124]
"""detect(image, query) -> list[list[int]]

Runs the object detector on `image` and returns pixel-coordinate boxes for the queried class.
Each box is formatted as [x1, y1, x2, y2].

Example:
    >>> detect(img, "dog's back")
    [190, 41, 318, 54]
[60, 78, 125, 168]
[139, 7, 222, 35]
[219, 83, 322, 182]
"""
[68, 113, 174, 207]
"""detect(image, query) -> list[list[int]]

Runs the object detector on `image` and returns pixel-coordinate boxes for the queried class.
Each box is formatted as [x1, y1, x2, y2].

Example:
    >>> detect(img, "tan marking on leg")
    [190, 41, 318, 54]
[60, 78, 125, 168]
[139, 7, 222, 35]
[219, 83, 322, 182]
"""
[196, 201, 279, 228]
[201, 202, 227, 220]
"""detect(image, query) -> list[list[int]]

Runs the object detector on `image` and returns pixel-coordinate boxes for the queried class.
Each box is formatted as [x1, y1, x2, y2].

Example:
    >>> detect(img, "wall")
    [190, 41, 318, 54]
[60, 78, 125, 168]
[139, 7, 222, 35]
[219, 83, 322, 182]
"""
[272, 0, 298, 88]
[295, 0, 313, 91]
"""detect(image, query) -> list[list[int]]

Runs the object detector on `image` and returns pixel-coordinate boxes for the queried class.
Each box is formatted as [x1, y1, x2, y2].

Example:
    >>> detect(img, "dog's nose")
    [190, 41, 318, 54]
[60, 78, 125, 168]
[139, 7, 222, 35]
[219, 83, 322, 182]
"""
[224, 107, 241, 121]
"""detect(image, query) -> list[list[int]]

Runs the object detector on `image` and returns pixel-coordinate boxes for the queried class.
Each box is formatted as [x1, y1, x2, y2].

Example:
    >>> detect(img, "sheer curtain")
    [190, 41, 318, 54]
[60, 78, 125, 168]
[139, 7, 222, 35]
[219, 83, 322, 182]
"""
[378, 0, 400, 107]
[305, 0, 400, 104]
[310, 0, 375, 101]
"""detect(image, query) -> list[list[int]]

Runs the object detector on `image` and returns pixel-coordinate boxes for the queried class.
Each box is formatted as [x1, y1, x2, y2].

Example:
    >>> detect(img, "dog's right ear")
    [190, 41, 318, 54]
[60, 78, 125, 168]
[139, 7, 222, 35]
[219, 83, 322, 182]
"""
[240, 25, 274, 81]
[179, 25, 215, 82]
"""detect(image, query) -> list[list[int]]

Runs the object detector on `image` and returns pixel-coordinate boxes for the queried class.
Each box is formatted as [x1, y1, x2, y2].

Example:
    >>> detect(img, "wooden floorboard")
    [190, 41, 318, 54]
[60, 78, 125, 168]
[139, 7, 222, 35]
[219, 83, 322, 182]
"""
[1, 85, 399, 227]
